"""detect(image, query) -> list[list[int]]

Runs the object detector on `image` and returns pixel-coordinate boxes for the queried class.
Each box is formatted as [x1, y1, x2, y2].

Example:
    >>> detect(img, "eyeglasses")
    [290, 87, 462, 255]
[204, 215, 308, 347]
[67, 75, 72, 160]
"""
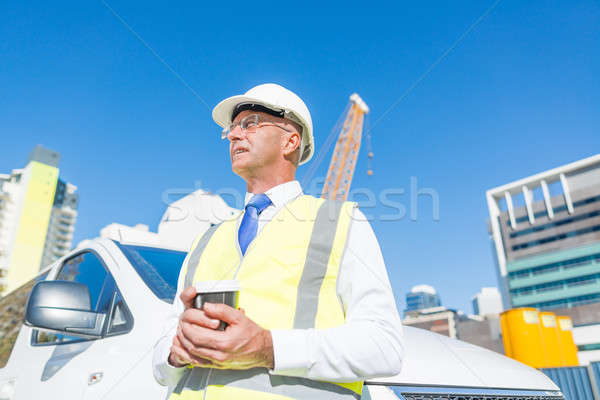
[221, 113, 293, 140]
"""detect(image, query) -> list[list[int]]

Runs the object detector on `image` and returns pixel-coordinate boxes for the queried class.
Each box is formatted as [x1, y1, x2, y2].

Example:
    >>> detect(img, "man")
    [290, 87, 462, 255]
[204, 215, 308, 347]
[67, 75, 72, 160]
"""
[153, 83, 404, 399]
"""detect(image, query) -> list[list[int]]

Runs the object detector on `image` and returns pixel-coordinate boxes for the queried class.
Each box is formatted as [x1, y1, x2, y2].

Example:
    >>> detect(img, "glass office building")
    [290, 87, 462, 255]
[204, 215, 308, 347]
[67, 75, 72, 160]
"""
[487, 154, 600, 310]
[405, 284, 442, 314]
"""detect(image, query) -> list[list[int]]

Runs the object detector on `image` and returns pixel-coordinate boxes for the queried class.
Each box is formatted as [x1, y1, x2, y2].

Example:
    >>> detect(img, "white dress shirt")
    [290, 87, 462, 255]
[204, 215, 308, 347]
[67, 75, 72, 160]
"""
[153, 180, 404, 387]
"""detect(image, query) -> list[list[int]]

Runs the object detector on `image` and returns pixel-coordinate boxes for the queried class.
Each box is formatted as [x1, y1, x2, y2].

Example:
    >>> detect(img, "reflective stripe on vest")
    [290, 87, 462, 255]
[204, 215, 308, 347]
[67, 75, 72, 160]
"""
[170, 368, 360, 400]
[171, 195, 363, 400]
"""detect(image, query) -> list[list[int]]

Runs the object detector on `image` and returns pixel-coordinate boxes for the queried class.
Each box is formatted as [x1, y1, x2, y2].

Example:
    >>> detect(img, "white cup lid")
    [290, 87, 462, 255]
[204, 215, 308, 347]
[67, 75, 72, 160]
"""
[195, 280, 240, 293]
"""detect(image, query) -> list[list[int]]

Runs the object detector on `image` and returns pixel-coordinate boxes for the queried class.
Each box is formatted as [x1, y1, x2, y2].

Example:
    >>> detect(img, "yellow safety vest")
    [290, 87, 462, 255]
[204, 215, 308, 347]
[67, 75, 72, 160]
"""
[169, 195, 364, 400]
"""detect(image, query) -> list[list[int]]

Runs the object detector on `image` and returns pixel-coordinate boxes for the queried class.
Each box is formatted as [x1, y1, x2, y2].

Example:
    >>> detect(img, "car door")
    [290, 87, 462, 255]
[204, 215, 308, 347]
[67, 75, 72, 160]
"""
[81, 241, 172, 400]
[14, 249, 134, 400]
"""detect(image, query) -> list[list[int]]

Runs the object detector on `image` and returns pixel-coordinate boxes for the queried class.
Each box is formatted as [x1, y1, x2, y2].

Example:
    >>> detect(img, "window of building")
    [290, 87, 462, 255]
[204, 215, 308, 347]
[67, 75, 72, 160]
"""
[507, 205, 568, 226]
[564, 260, 590, 269]
[577, 343, 600, 351]
[536, 283, 564, 293]
[513, 270, 530, 279]
[512, 224, 600, 251]
[508, 253, 600, 280]
[566, 275, 598, 288]
[509, 210, 600, 239]
[0, 271, 49, 368]
[532, 266, 559, 276]
[58, 221, 71, 228]
[510, 273, 600, 297]
[524, 292, 600, 310]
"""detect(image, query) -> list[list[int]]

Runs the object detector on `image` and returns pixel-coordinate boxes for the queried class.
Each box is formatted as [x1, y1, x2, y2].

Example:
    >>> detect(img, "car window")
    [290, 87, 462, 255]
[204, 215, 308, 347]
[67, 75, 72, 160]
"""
[32, 251, 129, 345]
[0, 271, 49, 368]
[114, 242, 186, 303]
[56, 252, 109, 310]
[107, 291, 133, 336]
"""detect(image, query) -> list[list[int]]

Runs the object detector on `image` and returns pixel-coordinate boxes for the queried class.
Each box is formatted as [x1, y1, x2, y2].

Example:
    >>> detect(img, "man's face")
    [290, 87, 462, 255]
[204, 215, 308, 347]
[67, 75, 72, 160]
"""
[227, 110, 288, 177]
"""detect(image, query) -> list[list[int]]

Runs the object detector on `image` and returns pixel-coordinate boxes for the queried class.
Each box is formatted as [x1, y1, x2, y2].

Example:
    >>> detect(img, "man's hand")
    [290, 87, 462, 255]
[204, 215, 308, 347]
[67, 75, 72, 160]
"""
[169, 286, 212, 367]
[178, 301, 274, 370]
[168, 286, 274, 370]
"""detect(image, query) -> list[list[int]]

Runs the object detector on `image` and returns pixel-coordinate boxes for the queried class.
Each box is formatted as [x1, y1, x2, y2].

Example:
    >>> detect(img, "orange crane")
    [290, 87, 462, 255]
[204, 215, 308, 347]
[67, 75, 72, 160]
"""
[321, 93, 370, 201]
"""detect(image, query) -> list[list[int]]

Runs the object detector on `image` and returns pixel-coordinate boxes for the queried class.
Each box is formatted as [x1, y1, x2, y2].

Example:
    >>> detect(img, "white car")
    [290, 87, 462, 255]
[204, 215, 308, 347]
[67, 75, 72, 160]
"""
[0, 238, 564, 399]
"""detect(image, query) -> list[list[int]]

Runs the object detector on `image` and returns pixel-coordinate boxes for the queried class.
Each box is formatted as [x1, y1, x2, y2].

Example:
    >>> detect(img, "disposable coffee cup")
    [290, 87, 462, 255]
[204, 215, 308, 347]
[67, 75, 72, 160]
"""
[194, 280, 240, 331]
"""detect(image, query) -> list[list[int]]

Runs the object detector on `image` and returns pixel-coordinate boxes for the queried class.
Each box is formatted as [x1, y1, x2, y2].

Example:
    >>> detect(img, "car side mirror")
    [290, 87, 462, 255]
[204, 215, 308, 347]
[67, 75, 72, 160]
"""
[25, 281, 106, 339]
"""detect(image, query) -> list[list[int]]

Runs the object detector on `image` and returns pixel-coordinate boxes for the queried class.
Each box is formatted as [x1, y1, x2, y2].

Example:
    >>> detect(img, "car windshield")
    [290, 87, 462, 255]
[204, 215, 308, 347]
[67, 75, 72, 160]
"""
[115, 242, 186, 303]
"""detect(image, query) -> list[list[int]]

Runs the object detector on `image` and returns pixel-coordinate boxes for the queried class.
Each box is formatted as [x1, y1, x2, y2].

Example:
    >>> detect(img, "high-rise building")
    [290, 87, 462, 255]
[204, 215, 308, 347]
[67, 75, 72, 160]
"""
[0, 146, 78, 296]
[487, 154, 600, 311]
[40, 179, 78, 268]
[404, 284, 442, 315]
[472, 287, 503, 316]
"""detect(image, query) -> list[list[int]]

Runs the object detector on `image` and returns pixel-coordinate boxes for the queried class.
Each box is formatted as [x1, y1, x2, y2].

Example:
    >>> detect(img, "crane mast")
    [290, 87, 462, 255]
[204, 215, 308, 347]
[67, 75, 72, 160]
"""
[321, 93, 370, 201]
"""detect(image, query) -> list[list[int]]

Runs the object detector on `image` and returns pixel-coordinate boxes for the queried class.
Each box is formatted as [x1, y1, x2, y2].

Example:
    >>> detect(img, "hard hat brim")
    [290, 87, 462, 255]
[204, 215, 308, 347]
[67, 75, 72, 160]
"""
[212, 94, 314, 165]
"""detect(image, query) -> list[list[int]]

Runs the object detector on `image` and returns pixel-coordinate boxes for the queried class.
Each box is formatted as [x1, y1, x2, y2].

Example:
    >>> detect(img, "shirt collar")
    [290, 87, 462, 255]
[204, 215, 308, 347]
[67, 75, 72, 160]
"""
[244, 180, 303, 208]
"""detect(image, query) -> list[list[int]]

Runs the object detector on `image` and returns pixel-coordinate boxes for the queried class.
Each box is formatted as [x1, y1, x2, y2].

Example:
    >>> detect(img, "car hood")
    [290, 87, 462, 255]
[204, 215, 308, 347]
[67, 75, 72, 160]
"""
[368, 326, 559, 391]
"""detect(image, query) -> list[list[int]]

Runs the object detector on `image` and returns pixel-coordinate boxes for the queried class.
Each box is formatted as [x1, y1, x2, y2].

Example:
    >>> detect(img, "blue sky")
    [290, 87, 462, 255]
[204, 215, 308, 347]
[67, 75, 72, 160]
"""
[1, 0, 599, 312]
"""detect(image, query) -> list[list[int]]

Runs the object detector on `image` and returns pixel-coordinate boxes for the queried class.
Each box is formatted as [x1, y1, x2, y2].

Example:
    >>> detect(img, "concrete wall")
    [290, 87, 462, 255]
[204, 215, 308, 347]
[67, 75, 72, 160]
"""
[456, 317, 504, 354]
[553, 302, 600, 326]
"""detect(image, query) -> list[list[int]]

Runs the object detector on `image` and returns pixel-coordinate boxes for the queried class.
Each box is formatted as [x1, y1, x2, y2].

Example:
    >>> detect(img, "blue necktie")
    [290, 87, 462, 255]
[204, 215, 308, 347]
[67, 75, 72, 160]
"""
[238, 193, 272, 255]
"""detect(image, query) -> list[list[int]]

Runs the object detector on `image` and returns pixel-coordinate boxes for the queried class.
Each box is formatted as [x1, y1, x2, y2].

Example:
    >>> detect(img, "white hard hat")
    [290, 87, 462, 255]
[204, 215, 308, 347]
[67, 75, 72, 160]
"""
[212, 83, 314, 165]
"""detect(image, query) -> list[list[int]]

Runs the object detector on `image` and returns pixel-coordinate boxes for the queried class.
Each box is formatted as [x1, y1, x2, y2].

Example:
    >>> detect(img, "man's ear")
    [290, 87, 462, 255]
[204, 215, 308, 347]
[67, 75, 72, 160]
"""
[282, 131, 302, 166]
[283, 131, 301, 155]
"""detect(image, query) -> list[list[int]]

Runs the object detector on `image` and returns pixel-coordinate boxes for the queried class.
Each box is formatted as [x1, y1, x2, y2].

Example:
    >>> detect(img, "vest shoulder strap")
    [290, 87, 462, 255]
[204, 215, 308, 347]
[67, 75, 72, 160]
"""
[184, 223, 222, 288]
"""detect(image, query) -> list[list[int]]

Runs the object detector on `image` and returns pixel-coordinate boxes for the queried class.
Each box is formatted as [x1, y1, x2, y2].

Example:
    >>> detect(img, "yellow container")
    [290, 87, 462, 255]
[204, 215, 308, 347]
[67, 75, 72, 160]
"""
[500, 308, 547, 368]
[557, 316, 579, 366]
[539, 312, 562, 367]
